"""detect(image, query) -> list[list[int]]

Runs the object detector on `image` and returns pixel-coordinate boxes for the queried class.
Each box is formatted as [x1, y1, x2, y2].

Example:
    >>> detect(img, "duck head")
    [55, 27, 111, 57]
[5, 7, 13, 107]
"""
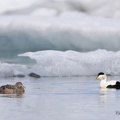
[15, 82, 25, 88]
[96, 72, 107, 80]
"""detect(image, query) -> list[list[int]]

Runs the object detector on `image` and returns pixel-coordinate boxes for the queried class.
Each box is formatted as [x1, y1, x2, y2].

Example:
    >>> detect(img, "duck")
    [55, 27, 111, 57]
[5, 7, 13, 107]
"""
[0, 82, 25, 94]
[96, 72, 120, 89]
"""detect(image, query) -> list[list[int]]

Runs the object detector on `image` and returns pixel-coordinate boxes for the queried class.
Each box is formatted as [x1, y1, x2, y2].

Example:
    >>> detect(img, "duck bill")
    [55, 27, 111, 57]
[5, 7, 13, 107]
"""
[96, 76, 99, 80]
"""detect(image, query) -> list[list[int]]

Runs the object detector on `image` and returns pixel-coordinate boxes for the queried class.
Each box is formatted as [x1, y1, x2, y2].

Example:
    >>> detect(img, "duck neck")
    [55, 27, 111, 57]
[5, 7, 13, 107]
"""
[100, 75, 107, 88]
[101, 79, 107, 83]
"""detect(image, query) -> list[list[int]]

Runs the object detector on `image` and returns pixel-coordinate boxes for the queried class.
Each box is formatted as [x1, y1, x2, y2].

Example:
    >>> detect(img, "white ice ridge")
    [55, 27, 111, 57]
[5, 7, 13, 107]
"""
[0, 0, 120, 18]
[19, 49, 120, 76]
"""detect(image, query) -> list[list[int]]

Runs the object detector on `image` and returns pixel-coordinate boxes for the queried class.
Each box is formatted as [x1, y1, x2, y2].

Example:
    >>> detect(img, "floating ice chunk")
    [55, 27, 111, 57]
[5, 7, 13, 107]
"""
[0, 0, 35, 14]
[31, 8, 57, 17]
[0, 0, 120, 18]
[19, 49, 120, 76]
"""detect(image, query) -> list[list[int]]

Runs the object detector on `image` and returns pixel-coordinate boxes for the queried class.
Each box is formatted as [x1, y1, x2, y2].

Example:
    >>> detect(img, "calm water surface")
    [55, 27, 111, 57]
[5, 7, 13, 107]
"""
[0, 76, 120, 120]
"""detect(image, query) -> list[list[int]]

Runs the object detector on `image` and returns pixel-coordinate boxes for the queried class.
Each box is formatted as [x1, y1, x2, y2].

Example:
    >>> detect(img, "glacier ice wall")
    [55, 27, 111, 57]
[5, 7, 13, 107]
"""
[0, 0, 120, 56]
[0, 14, 120, 55]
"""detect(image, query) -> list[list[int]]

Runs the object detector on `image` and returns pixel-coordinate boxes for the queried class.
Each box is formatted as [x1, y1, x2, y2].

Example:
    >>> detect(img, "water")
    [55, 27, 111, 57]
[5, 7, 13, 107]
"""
[0, 0, 120, 120]
[0, 76, 120, 120]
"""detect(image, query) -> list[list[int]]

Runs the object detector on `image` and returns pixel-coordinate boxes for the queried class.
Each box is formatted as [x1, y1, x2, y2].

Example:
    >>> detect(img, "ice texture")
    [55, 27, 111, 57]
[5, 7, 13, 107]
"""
[19, 49, 120, 76]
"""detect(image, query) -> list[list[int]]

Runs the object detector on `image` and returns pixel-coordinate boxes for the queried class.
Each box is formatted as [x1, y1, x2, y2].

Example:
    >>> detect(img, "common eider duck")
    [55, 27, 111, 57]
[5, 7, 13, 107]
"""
[0, 82, 25, 94]
[96, 72, 120, 89]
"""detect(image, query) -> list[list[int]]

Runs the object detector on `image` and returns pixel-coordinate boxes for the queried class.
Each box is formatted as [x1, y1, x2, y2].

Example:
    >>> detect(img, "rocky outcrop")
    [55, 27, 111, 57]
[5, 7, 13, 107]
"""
[28, 73, 41, 78]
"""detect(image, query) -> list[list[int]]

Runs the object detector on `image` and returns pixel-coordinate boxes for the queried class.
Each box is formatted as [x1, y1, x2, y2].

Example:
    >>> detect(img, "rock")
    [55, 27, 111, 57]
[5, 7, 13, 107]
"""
[13, 74, 25, 78]
[28, 73, 41, 78]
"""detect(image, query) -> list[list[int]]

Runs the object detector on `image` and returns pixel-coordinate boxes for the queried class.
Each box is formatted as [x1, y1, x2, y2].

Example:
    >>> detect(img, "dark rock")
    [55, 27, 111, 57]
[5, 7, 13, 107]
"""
[28, 73, 41, 78]
[13, 74, 25, 78]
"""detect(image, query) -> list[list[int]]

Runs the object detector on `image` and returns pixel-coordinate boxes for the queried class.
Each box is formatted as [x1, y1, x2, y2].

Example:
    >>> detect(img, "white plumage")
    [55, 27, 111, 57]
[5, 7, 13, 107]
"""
[96, 72, 120, 89]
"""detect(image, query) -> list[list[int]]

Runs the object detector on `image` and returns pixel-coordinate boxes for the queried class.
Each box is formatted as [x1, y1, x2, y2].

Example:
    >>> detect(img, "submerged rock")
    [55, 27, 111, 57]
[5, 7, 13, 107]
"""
[13, 74, 25, 78]
[28, 73, 41, 78]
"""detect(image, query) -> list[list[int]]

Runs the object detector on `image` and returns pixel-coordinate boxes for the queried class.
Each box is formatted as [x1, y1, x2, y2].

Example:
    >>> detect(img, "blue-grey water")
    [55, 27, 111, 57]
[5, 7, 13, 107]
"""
[0, 76, 120, 120]
[0, 1, 120, 119]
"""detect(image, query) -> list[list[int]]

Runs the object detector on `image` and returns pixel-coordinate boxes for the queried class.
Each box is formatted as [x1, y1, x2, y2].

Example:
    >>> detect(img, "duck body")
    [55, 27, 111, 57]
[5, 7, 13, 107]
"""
[0, 82, 25, 94]
[96, 72, 120, 89]
[107, 81, 120, 89]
